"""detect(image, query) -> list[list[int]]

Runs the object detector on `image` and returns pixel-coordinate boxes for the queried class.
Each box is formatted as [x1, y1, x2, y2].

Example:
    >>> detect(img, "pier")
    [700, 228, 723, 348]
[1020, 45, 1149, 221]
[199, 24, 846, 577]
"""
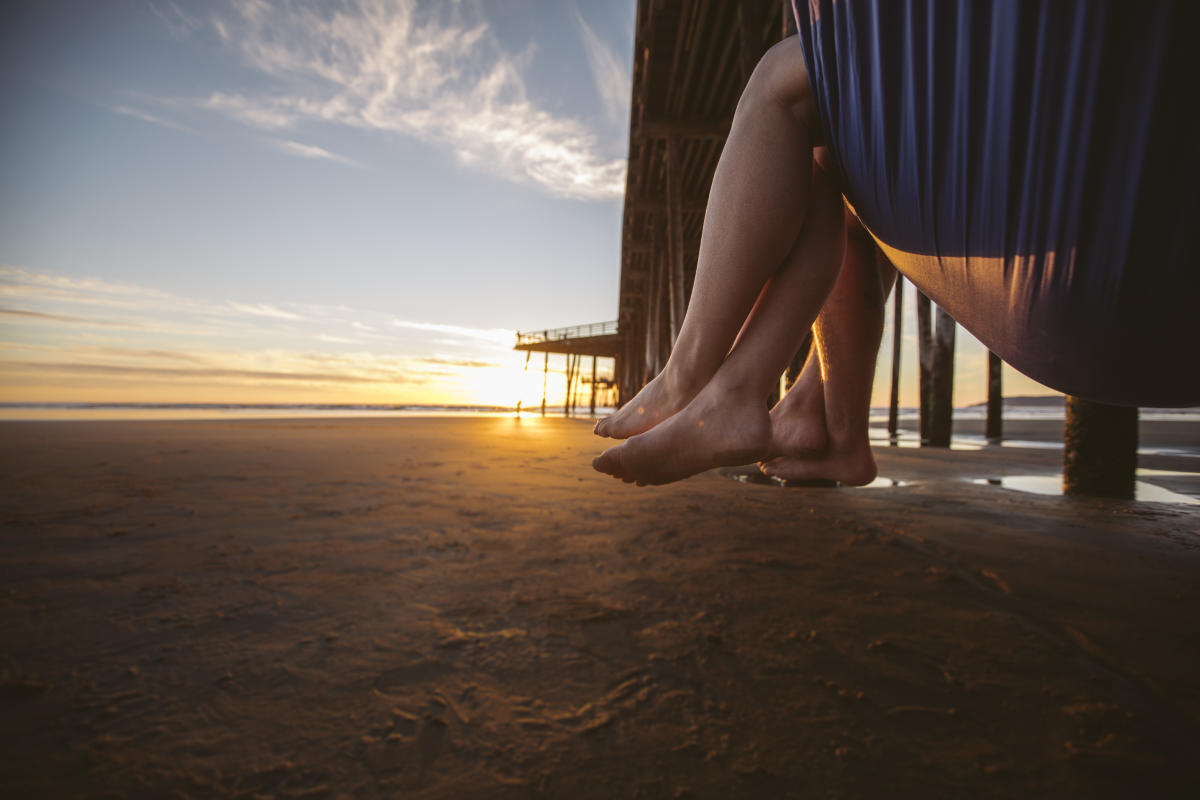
[514, 322, 621, 416]
[515, 0, 1140, 495]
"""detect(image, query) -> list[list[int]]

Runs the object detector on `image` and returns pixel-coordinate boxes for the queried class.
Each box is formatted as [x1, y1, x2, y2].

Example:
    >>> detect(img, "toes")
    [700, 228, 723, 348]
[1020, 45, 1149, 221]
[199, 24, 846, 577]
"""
[592, 447, 627, 480]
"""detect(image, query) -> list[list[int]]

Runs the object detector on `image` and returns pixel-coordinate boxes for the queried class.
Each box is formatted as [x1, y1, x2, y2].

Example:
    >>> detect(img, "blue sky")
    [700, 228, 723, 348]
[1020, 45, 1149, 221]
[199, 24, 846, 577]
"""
[0, 0, 1047, 408]
[1, 0, 635, 405]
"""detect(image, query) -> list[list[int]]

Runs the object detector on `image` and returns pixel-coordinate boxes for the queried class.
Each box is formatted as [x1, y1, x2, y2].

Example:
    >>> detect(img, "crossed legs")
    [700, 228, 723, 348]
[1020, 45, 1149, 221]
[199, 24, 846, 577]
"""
[591, 38, 895, 486]
[762, 215, 897, 485]
[592, 158, 846, 485]
[594, 37, 821, 440]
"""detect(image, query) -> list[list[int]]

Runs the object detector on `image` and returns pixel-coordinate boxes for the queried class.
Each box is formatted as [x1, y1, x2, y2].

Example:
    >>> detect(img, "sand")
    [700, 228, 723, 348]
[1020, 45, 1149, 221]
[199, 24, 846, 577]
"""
[1, 416, 1198, 798]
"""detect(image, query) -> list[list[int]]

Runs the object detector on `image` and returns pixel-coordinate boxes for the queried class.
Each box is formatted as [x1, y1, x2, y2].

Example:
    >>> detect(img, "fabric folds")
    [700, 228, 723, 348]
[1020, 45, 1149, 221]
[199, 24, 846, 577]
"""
[794, 0, 1198, 405]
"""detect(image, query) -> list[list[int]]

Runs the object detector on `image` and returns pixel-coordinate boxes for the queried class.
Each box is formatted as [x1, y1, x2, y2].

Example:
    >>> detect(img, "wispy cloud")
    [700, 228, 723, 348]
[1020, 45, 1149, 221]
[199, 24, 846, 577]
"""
[228, 302, 305, 321]
[270, 138, 359, 167]
[419, 356, 501, 369]
[0, 359, 416, 386]
[0, 267, 530, 403]
[108, 104, 193, 132]
[0, 307, 146, 329]
[149, 1, 202, 41]
[390, 318, 512, 346]
[189, 0, 625, 199]
[573, 8, 631, 129]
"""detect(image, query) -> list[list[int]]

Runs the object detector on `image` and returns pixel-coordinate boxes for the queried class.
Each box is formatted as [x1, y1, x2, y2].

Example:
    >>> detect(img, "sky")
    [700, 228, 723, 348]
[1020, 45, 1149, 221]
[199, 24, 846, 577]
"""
[0, 0, 1051, 410]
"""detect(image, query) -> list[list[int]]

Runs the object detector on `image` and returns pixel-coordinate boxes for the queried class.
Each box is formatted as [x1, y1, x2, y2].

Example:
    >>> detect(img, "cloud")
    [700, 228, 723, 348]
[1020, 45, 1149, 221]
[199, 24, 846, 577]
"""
[201, 91, 298, 129]
[228, 302, 305, 320]
[0, 267, 534, 402]
[418, 356, 501, 369]
[573, 8, 631, 129]
[0, 267, 173, 302]
[0, 360, 412, 385]
[270, 138, 359, 167]
[390, 318, 512, 345]
[194, 0, 625, 200]
[108, 105, 193, 132]
[0, 307, 147, 329]
[149, 1, 202, 40]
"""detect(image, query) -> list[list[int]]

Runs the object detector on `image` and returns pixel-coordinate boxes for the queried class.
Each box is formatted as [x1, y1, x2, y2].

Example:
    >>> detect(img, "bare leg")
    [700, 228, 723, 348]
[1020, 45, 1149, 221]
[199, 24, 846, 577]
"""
[592, 159, 845, 485]
[768, 341, 827, 456]
[762, 218, 897, 485]
[595, 38, 820, 439]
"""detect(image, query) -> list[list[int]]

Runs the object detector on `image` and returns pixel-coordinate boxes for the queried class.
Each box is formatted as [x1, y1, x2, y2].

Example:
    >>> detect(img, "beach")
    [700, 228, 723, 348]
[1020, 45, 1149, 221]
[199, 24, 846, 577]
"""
[2, 416, 1198, 798]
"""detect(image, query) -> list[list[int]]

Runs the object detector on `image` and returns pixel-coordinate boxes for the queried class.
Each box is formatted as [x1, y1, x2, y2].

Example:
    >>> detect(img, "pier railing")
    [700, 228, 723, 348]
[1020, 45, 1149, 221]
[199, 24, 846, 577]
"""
[515, 321, 618, 347]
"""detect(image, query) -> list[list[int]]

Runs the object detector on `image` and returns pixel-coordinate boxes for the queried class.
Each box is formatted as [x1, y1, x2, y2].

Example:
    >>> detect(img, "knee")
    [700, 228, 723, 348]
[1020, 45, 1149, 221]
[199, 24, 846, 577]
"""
[740, 37, 820, 142]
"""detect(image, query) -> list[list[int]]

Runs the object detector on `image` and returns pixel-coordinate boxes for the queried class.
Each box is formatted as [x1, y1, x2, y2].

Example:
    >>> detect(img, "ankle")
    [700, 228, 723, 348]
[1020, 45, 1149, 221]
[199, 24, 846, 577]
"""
[660, 357, 709, 399]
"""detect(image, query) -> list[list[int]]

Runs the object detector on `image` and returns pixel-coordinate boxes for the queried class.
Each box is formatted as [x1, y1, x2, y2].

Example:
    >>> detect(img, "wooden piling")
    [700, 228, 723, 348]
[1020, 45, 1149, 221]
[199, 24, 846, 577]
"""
[590, 356, 597, 416]
[518, 350, 530, 414]
[781, 0, 798, 37]
[1063, 397, 1138, 498]
[784, 333, 811, 391]
[541, 350, 548, 417]
[986, 351, 1003, 441]
[665, 136, 687, 347]
[926, 306, 957, 447]
[645, 247, 659, 379]
[738, 3, 763, 88]
[565, 353, 577, 417]
[887, 277, 903, 441]
[915, 291, 932, 442]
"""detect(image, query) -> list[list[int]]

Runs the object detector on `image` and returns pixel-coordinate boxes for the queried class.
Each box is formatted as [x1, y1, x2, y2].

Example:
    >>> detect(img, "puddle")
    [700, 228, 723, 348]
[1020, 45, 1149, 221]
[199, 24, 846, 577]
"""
[721, 467, 908, 489]
[972, 474, 1199, 505]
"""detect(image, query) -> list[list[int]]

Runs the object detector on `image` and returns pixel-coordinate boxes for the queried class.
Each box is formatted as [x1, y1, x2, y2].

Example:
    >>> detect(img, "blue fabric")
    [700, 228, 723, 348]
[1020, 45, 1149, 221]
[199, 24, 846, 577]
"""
[793, 0, 1199, 405]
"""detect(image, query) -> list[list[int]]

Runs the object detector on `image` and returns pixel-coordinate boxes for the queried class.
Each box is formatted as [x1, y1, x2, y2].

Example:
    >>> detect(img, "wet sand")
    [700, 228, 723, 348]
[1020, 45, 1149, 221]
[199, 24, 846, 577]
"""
[2, 417, 1198, 798]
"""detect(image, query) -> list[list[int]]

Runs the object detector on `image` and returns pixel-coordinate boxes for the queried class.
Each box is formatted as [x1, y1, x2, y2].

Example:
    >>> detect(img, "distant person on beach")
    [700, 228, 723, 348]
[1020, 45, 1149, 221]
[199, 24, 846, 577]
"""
[592, 0, 1197, 486]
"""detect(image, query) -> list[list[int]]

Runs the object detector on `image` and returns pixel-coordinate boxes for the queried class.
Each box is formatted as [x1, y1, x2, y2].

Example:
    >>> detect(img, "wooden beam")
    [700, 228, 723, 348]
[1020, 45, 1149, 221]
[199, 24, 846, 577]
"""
[665, 136, 687, 347]
[635, 119, 732, 140]
[781, 0, 798, 38]
[625, 241, 701, 257]
[625, 198, 707, 215]
[888, 277, 904, 441]
[541, 351, 548, 417]
[986, 351, 1003, 441]
[927, 306, 957, 447]
[1063, 398, 1137, 498]
[589, 356, 597, 416]
[738, 2, 764, 87]
[916, 290, 932, 442]
[645, 219, 661, 378]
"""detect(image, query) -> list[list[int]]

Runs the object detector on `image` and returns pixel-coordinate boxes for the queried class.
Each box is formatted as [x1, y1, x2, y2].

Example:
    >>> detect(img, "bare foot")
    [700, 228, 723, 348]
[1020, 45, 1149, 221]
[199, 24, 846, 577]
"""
[759, 439, 878, 486]
[760, 365, 877, 485]
[593, 366, 702, 440]
[593, 381, 771, 485]
[767, 372, 827, 457]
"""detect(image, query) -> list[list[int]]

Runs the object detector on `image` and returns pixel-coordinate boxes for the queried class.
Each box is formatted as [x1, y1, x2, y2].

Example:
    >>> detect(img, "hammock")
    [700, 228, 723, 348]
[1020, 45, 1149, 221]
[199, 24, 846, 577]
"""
[793, 0, 1199, 406]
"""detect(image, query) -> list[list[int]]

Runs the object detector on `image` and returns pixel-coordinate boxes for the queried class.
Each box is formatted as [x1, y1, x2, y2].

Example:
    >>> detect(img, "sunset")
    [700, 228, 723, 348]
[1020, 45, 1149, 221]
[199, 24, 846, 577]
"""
[1, 0, 1047, 413]
[2, 1, 1198, 797]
